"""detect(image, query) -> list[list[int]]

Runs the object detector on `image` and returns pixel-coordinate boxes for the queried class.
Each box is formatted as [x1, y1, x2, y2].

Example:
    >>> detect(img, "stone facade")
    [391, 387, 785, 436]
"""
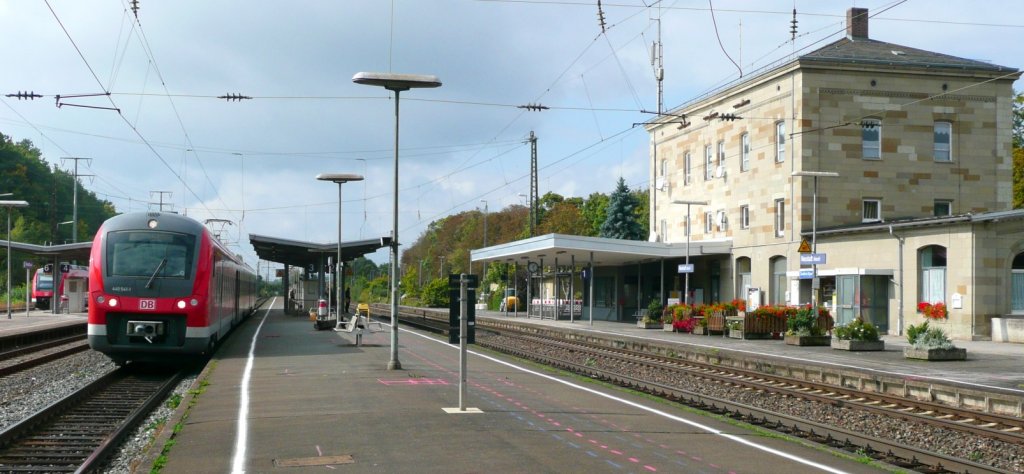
[647, 9, 1021, 340]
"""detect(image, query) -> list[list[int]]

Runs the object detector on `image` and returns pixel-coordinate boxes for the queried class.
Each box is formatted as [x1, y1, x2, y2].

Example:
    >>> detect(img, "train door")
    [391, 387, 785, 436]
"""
[233, 270, 241, 326]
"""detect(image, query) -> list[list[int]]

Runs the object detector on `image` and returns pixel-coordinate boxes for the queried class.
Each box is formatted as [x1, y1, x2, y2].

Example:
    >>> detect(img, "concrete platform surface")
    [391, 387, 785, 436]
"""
[157, 298, 884, 473]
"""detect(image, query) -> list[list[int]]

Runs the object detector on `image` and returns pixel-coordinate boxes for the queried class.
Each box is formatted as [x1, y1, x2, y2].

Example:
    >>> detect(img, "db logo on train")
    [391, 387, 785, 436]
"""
[139, 299, 156, 311]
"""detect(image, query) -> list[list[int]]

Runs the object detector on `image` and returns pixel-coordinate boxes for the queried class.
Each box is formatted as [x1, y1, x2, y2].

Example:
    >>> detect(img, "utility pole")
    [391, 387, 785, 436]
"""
[150, 191, 174, 212]
[438, 256, 445, 278]
[527, 131, 538, 237]
[60, 157, 93, 243]
[649, 8, 664, 242]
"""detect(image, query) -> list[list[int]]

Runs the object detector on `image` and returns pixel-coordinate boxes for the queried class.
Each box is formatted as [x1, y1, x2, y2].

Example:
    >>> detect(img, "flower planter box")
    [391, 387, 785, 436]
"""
[692, 326, 706, 335]
[903, 347, 966, 361]
[728, 329, 744, 339]
[663, 323, 675, 332]
[784, 334, 831, 346]
[637, 321, 661, 329]
[831, 339, 885, 351]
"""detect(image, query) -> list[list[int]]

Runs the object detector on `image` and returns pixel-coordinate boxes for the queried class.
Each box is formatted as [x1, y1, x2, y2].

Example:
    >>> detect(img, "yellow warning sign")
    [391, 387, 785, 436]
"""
[797, 239, 812, 253]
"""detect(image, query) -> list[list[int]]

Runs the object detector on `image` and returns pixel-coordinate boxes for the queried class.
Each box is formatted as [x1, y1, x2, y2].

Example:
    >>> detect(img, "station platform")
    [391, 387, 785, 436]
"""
[473, 309, 1024, 394]
[152, 298, 882, 473]
[0, 308, 87, 337]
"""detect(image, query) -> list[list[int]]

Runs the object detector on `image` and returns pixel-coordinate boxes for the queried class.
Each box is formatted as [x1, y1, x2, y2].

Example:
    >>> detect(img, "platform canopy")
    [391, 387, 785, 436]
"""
[249, 234, 387, 268]
[470, 233, 732, 267]
[0, 240, 92, 263]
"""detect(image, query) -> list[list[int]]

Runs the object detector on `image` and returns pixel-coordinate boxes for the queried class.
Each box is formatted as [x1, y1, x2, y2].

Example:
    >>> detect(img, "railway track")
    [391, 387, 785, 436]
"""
[0, 366, 184, 473]
[0, 326, 90, 378]
[383, 307, 1018, 473]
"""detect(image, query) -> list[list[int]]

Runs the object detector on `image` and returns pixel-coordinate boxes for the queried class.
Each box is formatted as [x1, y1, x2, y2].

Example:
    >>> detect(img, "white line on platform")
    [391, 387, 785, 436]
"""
[404, 327, 851, 474]
[231, 297, 276, 474]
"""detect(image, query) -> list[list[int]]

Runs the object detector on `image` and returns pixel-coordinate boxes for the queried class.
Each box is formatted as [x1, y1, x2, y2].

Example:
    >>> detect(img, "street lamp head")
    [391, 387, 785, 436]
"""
[352, 72, 441, 92]
[671, 199, 709, 206]
[316, 173, 364, 184]
[0, 200, 29, 208]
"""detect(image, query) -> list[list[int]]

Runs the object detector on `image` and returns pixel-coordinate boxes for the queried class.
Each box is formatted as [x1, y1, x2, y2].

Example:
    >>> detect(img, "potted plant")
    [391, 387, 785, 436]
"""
[784, 306, 831, 346]
[832, 318, 884, 351]
[903, 321, 966, 360]
[691, 316, 707, 335]
[727, 317, 744, 339]
[637, 299, 662, 329]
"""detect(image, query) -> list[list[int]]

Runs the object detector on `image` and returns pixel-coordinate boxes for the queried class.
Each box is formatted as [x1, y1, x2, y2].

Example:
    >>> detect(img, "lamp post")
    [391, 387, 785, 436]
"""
[2, 200, 29, 319]
[791, 171, 839, 319]
[672, 200, 707, 306]
[353, 71, 441, 370]
[317, 173, 364, 327]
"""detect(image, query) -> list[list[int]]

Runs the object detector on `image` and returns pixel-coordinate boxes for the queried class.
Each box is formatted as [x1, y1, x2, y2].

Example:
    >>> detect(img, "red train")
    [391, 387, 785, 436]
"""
[31, 264, 88, 310]
[88, 212, 258, 365]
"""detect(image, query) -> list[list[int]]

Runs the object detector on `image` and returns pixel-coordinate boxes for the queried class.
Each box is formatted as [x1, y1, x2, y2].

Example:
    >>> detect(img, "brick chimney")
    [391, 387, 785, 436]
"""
[847, 7, 869, 39]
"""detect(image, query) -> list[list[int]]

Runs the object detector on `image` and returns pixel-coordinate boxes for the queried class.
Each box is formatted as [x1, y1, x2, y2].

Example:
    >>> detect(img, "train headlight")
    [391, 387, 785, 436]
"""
[176, 300, 187, 309]
[190, 298, 199, 307]
[96, 295, 105, 304]
[147, 219, 158, 229]
[108, 298, 118, 307]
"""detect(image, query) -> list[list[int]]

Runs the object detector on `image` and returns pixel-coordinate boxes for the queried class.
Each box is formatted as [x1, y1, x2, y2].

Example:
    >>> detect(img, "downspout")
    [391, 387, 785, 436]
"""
[889, 225, 904, 335]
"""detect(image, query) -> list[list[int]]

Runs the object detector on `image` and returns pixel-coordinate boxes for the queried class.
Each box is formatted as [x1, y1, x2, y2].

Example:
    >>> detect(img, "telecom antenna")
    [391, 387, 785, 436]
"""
[527, 131, 538, 237]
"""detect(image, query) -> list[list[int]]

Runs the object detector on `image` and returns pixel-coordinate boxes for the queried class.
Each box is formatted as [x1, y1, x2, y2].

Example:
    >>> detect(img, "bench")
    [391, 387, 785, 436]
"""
[334, 315, 384, 346]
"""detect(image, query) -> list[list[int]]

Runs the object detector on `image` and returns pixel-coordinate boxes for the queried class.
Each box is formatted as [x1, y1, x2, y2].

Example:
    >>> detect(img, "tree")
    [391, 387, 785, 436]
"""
[1013, 91, 1023, 149]
[581, 192, 609, 237]
[599, 177, 644, 240]
[536, 200, 588, 235]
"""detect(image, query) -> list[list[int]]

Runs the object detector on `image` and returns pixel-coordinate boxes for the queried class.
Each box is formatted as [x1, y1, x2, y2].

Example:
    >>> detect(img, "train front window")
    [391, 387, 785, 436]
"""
[107, 231, 196, 279]
[36, 274, 53, 290]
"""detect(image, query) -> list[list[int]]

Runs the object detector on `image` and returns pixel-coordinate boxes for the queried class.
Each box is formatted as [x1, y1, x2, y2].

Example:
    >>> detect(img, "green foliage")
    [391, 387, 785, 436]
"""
[786, 307, 822, 336]
[912, 326, 955, 350]
[599, 177, 644, 240]
[419, 277, 449, 308]
[1015, 149, 1024, 209]
[906, 321, 929, 344]
[833, 318, 880, 341]
[644, 299, 662, 322]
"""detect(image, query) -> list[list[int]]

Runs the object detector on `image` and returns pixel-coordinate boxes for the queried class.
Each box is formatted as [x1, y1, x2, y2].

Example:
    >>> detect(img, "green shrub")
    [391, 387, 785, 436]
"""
[906, 321, 929, 345]
[419, 278, 450, 308]
[833, 318, 880, 341]
[913, 327, 955, 350]
[786, 306, 822, 336]
[645, 299, 663, 323]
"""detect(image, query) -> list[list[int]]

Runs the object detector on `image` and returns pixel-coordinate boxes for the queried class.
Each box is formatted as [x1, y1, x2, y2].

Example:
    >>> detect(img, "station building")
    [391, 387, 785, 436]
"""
[473, 8, 1023, 342]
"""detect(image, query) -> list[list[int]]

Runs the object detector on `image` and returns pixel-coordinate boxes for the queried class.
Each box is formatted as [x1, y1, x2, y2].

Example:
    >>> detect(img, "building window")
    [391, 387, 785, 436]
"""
[660, 158, 667, 176]
[740, 132, 750, 171]
[770, 256, 788, 305]
[716, 210, 727, 231]
[705, 211, 713, 233]
[934, 200, 952, 217]
[684, 215, 690, 237]
[919, 245, 947, 305]
[934, 122, 952, 162]
[862, 199, 881, 222]
[862, 119, 881, 160]
[736, 257, 752, 303]
[775, 121, 785, 163]
[660, 219, 667, 241]
[704, 145, 714, 180]
[774, 198, 785, 237]
[684, 152, 692, 185]
[717, 140, 725, 177]
[1012, 253, 1024, 314]
[740, 205, 749, 229]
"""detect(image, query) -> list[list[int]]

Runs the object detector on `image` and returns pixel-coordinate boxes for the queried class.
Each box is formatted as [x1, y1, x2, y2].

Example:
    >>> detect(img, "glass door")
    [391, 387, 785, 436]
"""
[836, 275, 858, 326]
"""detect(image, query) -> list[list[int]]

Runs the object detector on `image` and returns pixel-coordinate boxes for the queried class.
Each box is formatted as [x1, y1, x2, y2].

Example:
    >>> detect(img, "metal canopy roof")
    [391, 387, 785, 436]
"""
[249, 234, 386, 268]
[470, 234, 732, 267]
[0, 240, 92, 262]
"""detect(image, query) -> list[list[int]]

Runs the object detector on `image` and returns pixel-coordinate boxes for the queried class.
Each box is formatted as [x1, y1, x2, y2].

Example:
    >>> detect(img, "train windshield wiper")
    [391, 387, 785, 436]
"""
[145, 258, 167, 289]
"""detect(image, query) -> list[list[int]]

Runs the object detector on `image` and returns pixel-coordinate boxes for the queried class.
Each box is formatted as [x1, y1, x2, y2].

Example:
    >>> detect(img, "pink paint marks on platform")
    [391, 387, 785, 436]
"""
[377, 378, 449, 386]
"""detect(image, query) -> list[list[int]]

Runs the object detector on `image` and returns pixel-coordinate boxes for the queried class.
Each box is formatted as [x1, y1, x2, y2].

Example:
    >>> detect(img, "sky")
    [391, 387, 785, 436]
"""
[1, 0, 1021, 272]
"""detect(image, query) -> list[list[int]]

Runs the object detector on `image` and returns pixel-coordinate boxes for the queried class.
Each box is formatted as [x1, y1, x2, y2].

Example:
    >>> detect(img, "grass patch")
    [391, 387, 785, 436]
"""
[149, 361, 217, 474]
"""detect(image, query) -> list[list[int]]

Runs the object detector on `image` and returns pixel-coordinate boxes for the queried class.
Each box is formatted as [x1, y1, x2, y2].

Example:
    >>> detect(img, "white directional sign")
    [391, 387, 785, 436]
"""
[677, 264, 694, 273]
[799, 253, 827, 265]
